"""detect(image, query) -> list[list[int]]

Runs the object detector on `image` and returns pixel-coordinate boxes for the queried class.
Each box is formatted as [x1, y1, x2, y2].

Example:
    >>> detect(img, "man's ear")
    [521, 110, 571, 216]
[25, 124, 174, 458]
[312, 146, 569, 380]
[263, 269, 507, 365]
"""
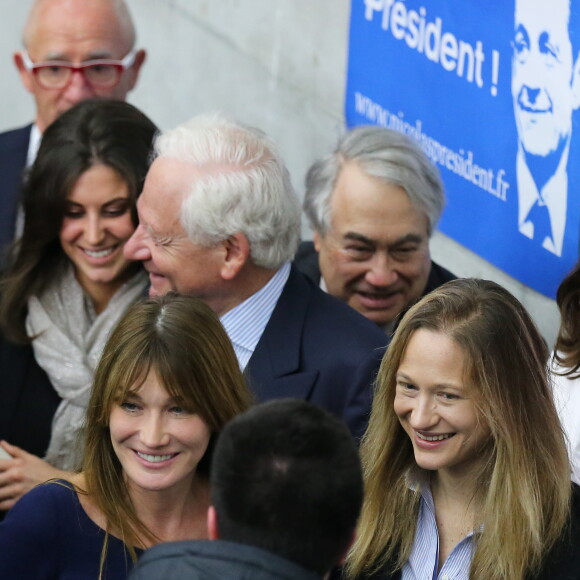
[572, 52, 580, 109]
[313, 231, 322, 253]
[13, 52, 34, 94]
[207, 505, 219, 540]
[220, 233, 250, 280]
[126, 49, 147, 92]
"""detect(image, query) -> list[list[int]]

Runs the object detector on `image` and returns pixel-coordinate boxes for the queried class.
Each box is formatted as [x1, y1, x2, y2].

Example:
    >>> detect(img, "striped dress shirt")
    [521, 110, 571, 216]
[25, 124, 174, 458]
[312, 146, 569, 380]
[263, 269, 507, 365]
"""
[220, 262, 290, 370]
[402, 483, 475, 580]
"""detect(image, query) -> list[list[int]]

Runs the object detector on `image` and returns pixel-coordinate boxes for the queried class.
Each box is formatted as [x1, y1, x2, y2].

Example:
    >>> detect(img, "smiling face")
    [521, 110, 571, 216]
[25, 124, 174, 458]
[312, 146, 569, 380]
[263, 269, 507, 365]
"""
[393, 329, 491, 481]
[15, 0, 144, 132]
[512, 0, 578, 156]
[109, 368, 211, 496]
[59, 164, 136, 308]
[123, 157, 225, 307]
[314, 161, 431, 327]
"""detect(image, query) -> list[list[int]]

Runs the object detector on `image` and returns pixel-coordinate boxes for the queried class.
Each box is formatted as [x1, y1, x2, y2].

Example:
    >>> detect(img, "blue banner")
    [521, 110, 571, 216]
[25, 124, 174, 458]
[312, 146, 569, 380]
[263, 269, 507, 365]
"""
[346, 0, 580, 298]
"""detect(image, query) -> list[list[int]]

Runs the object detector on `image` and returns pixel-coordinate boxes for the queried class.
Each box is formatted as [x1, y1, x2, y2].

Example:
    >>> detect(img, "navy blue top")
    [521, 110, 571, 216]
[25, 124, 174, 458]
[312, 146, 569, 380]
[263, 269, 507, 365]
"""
[0, 479, 142, 579]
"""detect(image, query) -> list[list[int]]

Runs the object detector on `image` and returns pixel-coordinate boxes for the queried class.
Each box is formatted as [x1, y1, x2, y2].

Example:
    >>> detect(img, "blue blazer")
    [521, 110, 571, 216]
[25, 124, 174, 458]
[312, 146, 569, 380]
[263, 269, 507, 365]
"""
[245, 266, 388, 440]
[0, 124, 30, 254]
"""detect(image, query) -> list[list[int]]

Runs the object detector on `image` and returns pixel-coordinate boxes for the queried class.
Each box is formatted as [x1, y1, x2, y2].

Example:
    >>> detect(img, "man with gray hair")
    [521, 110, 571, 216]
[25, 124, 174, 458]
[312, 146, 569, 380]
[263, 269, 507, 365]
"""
[0, 0, 146, 251]
[124, 114, 387, 439]
[297, 126, 455, 332]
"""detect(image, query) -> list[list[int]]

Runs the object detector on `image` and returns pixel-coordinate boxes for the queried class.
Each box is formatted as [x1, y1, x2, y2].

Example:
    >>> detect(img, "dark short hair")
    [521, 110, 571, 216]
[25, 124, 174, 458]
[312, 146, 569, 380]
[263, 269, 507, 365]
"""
[210, 399, 363, 576]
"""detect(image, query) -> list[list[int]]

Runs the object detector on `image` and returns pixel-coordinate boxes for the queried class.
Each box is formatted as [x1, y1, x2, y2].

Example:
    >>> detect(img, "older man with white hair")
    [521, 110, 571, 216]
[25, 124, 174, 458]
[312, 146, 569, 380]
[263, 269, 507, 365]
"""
[124, 114, 387, 439]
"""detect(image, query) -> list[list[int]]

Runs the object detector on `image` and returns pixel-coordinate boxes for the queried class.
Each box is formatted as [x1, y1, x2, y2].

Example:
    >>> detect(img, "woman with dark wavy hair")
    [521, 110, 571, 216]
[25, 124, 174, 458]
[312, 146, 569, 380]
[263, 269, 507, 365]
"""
[0, 98, 157, 510]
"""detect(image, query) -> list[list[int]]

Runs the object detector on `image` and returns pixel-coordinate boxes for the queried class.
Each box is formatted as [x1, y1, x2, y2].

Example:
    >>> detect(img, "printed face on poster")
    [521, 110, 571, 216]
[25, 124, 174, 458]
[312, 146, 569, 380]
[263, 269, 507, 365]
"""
[346, 0, 580, 297]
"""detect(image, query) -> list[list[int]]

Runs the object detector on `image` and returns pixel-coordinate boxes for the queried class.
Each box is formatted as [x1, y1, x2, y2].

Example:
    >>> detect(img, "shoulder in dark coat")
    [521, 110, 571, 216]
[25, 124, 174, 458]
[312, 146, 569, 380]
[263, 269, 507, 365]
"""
[0, 336, 59, 458]
[0, 124, 31, 254]
[130, 539, 322, 580]
[245, 266, 388, 440]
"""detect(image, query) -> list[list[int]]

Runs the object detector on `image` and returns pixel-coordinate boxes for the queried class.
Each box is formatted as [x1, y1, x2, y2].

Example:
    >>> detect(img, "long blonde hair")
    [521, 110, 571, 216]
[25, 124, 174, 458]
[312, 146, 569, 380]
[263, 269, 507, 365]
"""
[82, 294, 252, 562]
[347, 279, 570, 580]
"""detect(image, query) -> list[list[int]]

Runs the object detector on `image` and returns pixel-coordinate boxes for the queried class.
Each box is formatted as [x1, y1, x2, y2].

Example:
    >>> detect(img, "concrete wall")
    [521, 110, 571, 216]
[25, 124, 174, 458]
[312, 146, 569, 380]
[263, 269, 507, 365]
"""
[0, 0, 561, 346]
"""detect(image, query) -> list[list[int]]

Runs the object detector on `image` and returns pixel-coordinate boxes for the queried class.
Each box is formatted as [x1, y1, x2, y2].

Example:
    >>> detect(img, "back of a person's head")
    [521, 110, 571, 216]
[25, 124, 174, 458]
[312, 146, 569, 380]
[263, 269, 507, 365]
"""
[210, 399, 363, 576]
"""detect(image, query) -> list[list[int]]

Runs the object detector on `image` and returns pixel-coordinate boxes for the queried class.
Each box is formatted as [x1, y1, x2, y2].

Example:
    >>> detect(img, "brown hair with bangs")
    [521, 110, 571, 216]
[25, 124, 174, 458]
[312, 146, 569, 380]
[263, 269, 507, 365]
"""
[82, 292, 252, 562]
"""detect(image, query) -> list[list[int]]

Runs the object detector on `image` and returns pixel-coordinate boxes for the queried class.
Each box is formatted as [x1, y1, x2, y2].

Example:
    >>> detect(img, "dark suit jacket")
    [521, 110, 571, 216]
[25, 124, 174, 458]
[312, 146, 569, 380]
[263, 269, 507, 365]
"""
[245, 266, 388, 440]
[294, 241, 456, 310]
[0, 338, 59, 459]
[0, 125, 31, 255]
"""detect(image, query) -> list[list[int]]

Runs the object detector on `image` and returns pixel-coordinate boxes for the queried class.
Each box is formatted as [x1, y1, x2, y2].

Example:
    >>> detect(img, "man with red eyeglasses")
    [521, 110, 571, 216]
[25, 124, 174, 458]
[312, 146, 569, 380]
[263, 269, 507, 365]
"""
[0, 0, 146, 253]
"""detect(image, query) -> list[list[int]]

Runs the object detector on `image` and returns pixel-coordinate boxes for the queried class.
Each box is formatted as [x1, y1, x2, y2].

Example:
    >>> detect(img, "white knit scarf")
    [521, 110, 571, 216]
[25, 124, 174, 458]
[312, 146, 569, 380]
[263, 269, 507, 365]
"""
[26, 265, 148, 470]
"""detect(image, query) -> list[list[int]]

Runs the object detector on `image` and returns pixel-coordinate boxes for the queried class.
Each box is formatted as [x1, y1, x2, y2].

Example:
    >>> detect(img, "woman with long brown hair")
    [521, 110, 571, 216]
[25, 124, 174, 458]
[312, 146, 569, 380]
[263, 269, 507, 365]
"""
[0, 293, 252, 578]
[346, 279, 579, 580]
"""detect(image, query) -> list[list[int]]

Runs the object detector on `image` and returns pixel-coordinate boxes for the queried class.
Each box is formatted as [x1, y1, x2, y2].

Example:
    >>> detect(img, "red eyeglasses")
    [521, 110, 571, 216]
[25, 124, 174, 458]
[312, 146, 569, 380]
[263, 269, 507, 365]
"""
[21, 50, 137, 90]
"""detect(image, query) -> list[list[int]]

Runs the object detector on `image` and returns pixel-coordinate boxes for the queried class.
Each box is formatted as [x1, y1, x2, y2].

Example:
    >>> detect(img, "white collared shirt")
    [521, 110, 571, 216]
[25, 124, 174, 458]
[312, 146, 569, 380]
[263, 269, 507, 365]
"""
[26, 124, 42, 167]
[220, 262, 290, 370]
[516, 144, 569, 257]
[402, 479, 475, 580]
[15, 124, 42, 240]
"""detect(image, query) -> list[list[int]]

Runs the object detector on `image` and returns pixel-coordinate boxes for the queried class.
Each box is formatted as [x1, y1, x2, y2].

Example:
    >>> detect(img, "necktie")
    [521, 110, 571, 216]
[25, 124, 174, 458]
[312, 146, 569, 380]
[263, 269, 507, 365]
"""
[524, 199, 553, 245]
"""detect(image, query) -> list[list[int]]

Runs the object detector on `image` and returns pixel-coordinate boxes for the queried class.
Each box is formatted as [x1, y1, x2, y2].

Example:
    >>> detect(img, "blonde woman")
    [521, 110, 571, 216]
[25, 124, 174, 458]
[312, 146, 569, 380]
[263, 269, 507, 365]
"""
[346, 279, 580, 580]
[0, 294, 252, 579]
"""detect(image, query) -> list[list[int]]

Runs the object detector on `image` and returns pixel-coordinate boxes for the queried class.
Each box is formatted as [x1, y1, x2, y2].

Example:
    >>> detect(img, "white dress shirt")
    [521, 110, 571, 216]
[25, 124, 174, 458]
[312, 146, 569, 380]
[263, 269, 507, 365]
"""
[402, 477, 475, 580]
[220, 262, 290, 370]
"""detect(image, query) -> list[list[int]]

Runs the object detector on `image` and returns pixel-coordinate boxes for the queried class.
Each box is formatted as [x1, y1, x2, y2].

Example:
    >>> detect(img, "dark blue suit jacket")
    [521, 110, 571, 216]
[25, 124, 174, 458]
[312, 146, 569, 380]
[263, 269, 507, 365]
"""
[0, 267, 386, 466]
[245, 266, 388, 440]
[0, 124, 30, 254]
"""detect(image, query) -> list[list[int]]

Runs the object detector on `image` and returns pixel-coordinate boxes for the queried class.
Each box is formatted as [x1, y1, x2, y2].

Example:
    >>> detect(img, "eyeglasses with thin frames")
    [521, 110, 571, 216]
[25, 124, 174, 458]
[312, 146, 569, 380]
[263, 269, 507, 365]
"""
[20, 49, 137, 90]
